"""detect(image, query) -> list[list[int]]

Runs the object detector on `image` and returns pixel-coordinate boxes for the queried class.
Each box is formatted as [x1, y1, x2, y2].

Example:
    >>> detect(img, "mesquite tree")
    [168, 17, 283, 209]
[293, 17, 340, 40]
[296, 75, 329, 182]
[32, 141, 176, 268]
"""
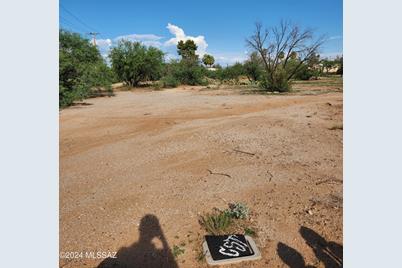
[246, 21, 325, 91]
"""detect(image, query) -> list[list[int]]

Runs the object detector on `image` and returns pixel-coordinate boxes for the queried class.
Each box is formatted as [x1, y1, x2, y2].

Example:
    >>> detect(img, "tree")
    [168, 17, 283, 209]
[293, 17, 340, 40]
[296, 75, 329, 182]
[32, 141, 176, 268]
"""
[59, 29, 113, 107]
[246, 21, 325, 92]
[162, 39, 207, 86]
[109, 40, 164, 87]
[243, 52, 263, 82]
[202, 54, 215, 67]
[177, 40, 198, 61]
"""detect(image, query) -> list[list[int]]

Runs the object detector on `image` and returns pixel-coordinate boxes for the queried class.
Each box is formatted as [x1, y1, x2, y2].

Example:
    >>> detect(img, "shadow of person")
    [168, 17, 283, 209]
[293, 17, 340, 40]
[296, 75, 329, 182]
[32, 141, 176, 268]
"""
[277, 242, 316, 268]
[277, 226, 343, 268]
[299, 226, 343, 268]
[98, 214, 179, 268]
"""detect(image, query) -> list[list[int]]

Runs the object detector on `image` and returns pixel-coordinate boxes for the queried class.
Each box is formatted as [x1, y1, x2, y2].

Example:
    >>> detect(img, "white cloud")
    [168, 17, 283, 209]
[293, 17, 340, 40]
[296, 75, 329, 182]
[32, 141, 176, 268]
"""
[97, 38, 112, 47]
[95, 23, 210, 61]
[96, 38, 113, 58]
[164, 23, 208, 57]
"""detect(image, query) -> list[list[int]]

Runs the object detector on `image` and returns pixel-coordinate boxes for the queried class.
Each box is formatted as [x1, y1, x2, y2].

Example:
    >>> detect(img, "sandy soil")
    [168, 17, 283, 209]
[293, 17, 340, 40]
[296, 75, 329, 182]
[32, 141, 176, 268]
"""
[60, 82, 343, 268]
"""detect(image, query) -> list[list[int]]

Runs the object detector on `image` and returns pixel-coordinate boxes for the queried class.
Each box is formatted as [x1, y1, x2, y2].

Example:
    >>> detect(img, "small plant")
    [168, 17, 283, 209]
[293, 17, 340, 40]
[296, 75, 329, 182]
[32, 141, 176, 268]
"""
[244, 227, 256, 237]
[200, 210, 232, 235]
[172, 245, 185, 258]
[228, 202, 250, 219]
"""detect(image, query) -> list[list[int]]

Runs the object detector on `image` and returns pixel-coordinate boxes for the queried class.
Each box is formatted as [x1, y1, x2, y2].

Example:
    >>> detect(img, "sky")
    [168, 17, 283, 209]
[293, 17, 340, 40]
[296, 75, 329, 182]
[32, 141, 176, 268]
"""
[60, 0, 343, 65]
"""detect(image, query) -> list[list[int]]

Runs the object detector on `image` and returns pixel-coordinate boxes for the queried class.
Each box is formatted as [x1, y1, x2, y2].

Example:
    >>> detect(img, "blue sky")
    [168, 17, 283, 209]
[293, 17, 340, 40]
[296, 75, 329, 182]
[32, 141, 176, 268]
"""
[60, 0, 343, 65]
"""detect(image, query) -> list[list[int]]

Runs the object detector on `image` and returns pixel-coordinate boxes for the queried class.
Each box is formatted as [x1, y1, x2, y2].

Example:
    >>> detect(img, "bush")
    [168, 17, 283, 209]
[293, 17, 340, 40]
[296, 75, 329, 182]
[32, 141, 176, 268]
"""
[109, 40, 164, 87]
[165, 60, 207, 86]
[228, 202, 250, 219]
[200, 210, 233, 235]
[205, 69, 218, 79]
[259, 68, 291, 92]
[59, 30, 113, 107]
[243, 52, 263, 82]
[161, 75, 179, 88]
[215, 63, 244, 84]
[293, 64, 314, 80]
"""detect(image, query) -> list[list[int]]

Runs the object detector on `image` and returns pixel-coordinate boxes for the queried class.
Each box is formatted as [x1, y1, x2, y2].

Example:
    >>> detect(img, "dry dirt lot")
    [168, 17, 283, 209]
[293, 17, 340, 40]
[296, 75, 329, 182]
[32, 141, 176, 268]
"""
[60, 78, 343, 268]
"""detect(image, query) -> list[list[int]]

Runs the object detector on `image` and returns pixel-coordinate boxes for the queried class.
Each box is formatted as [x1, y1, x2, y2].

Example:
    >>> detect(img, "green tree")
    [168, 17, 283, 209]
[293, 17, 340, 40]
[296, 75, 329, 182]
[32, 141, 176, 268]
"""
[243, 52, 263, 82]
[177, 40, 198, 61]
[161, 39, 207, 86]
[59, 29, 112, 107]
[109, 40, 164, 87]
[202, 54, 215, 67]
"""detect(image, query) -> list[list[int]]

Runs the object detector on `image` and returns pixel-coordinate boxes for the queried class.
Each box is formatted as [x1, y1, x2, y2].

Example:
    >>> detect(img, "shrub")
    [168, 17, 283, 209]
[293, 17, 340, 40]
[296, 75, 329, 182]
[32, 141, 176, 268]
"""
[243, 52, 263, 82]
[161, 75, 179, 88]
[293, 64, 314, 80]
[205, 69, 218, 79]
[216, 63, 244, 84]
[259, 68, 291, 92]
[228, 202, 250, 219]
[165, 60, 207, 86]
[200, 210, 232, 235]
[109, 40, 164, 87]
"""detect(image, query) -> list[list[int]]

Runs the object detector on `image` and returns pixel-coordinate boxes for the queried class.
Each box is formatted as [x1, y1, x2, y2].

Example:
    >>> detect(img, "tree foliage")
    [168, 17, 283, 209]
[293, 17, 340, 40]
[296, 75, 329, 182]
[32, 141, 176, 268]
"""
[59, 29, 113, 107]
[202, 54, 215, 67]
[158, 39, 207, 86]
[243, 52, 263, 82]
[109, 40, 164, 86]
[164, 60, 206, 86]
[177, 40, 198, 61]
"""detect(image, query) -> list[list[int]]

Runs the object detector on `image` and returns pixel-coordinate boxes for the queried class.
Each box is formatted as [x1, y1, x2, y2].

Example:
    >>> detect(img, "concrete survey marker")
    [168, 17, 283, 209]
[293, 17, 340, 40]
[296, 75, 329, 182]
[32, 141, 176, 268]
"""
[202, 234, 261, 265]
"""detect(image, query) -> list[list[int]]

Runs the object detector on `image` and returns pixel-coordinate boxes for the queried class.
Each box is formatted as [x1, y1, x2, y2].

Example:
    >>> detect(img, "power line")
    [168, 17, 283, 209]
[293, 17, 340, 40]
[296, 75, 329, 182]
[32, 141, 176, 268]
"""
[59, 5, 109, 46]
[60, 4, 98, 33]
[59, 16, 88, 33]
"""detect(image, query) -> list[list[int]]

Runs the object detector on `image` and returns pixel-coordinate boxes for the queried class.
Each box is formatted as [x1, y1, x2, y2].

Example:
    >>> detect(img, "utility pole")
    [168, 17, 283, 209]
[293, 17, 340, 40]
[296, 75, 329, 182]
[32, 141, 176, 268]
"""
[88, 32, 100, 46]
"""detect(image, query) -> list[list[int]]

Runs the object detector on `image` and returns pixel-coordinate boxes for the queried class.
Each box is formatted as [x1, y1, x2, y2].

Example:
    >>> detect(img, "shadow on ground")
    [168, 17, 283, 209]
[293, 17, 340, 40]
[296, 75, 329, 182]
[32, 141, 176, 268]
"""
[277, 226, 343, 268]
[97, 214, 178, 268]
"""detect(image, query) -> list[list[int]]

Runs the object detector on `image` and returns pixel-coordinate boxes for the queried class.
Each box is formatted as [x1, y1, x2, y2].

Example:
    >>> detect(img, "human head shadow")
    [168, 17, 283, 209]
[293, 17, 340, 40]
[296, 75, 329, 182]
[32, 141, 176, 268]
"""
[98, 214, 179, 268]
[277, 226, 343, 268]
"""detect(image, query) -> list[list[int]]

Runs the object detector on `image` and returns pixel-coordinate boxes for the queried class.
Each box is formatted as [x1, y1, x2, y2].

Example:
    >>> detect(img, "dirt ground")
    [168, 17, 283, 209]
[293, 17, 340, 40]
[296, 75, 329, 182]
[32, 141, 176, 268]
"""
[60, 78, 343, 268]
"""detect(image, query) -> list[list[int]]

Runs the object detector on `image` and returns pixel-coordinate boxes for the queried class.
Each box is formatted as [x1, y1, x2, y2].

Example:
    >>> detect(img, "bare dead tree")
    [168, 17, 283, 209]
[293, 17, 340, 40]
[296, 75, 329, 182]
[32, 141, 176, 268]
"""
[246, 21, 326, 90]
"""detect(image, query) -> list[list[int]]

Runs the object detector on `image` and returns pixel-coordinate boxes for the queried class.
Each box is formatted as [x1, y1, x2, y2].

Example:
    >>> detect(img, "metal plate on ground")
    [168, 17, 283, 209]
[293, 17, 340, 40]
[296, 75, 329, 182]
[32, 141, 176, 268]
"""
[202, 234, 261, 265]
